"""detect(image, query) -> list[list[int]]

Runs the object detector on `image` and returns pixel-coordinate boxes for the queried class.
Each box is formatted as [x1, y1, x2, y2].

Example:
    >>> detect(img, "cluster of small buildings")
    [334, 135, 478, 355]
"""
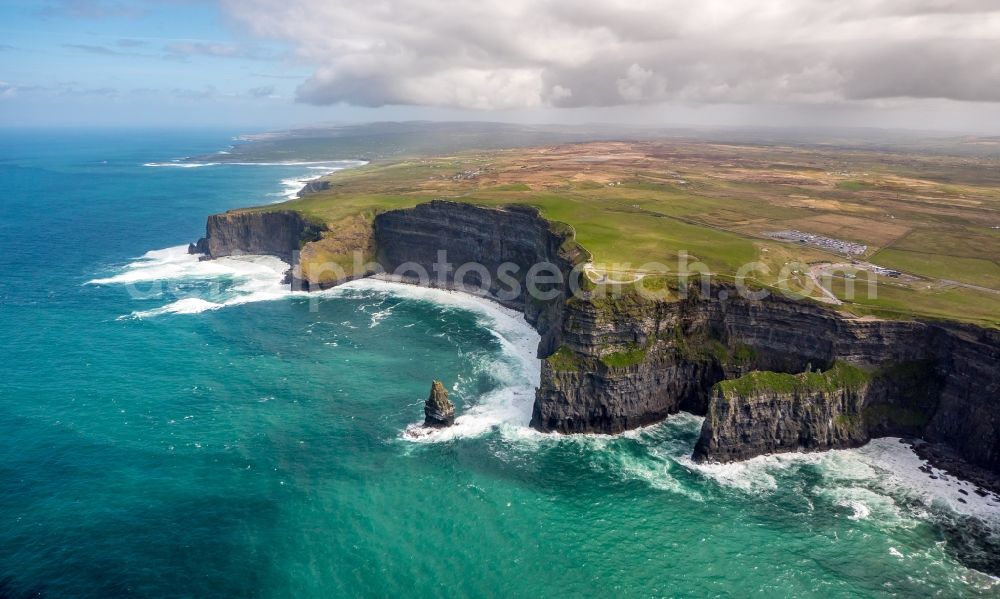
[768, 230, 868, 256]
[452, 169, 482, 181]
[865, 263, 903, 278]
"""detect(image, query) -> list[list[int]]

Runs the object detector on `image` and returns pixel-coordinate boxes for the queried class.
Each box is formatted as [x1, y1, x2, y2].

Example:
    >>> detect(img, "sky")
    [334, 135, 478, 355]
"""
[2, 0, 1000, 132]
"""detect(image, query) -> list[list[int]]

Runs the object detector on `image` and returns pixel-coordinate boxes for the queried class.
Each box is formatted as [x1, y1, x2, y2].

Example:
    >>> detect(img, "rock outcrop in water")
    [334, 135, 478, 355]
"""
[424, 380, 456, 427]
[192, 200, 1000, 479]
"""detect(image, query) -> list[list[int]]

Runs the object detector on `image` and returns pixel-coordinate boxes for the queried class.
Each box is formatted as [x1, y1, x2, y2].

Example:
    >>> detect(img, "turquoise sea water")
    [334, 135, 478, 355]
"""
[0, 129, 997, 597]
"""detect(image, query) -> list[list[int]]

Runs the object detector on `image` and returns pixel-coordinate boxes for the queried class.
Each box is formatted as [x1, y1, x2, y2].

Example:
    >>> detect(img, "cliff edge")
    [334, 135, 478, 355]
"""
[189, 210, 323, 265]
[191, 200, 1000, 481]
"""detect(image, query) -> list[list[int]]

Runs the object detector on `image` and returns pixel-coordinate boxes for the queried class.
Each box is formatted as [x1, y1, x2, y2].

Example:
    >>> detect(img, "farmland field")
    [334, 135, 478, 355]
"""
[261, 140, 1000, 326]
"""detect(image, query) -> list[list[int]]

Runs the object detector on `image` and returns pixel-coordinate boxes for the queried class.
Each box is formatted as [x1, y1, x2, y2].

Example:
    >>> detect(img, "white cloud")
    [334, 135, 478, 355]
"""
[616, 64, 666, 103]
[0, 81, 17, 98]
[550, 84, 572, 101]
[223, 0, 1000, 110]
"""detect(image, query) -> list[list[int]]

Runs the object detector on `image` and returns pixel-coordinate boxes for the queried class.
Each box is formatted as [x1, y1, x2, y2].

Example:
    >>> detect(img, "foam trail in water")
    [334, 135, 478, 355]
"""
[144, 159, 366, 169]
[680, 436, 1000, 526]
[143, 162, 218, 168]
[87, 245, 307, 318]
[89, 255, 544, 439]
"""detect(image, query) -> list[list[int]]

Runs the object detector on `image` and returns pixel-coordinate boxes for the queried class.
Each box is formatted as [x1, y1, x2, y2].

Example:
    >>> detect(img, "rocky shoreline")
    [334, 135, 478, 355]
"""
[190, 200, 1000, 488]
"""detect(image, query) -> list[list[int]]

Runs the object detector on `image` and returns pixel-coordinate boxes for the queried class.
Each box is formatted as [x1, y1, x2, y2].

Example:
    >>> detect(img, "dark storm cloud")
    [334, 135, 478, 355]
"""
[840, 40, 1000, 102]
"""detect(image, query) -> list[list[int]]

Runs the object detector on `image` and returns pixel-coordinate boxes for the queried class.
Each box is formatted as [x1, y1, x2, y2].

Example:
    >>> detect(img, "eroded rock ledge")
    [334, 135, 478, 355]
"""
[191, 201, 1000, 480]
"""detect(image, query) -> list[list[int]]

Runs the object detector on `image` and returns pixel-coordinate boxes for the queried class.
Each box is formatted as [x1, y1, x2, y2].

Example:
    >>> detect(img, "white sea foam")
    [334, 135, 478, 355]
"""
[366, 303, 396, 328]
[842, 498, 872, 520]
[821, 485, 905, 523]
[857, 438, 1000, 522]
[87, 245, 308, 318]
[90, 259, 543, 433]
[135, 297, 225, 317]
[681, 436, 1000, 525]
[612, 447, 705, 500]
[680, 453, 783, 494]
[273, 160, 368, 201]
[143, 162, 218, 168]
[337, 280, 540, 443]
[278, 176, 309, 200]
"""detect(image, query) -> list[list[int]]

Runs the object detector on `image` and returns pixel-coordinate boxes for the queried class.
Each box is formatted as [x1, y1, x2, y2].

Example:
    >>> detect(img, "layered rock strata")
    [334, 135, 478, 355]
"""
[372, 200, 589, 354]
[192, 201, 1000, 476]
[189, 210, 322, 265]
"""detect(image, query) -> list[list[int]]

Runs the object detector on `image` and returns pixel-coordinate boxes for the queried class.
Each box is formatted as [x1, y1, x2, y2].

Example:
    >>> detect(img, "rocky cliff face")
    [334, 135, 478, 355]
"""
[531, 294, 724, 433]
[690, 362, 938, 462]
[536, 284, 999, 473]
[923, 325, 1000, 471]
[189, 210, 322, 265]
[192, 201, 1000, 476]
[373, 200, 588, 354]
[694, 379, 871, 462]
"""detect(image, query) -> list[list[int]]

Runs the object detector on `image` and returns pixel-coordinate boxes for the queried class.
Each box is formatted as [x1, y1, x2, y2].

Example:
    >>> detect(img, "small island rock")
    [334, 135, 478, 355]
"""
[424, 380, 455, 427]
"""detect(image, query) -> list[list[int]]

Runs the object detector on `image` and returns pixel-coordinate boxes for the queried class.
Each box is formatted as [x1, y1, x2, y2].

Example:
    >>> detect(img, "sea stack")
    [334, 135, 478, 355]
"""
[424, 380, 455, 427]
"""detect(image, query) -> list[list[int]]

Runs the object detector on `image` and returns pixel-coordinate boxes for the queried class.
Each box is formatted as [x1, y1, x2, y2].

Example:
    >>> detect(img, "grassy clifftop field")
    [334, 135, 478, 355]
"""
[255, 140, 1000, 326]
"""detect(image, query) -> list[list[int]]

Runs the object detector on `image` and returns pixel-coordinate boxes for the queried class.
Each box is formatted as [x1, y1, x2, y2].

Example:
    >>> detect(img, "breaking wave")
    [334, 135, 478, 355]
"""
[143, 162, 217, 168]
[87, 245, 999, 582]
[86, 245, 308, 318]
[88, 256, 542, 439]
[345, 280, 541, 443]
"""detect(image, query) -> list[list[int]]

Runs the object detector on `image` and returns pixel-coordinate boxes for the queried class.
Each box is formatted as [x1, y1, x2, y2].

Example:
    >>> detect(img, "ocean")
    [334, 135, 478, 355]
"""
[0, 129, 996, 597]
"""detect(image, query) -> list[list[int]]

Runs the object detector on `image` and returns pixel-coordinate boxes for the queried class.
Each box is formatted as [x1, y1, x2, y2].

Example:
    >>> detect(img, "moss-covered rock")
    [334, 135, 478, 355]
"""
[599, 344, 648, 368]
[715, 361, 871, 398]
[547, 346, 585, 372]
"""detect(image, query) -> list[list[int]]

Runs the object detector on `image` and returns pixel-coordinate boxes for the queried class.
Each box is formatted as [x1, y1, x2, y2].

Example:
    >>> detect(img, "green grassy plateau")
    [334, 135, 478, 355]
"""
[252, 140, 1000, 327]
